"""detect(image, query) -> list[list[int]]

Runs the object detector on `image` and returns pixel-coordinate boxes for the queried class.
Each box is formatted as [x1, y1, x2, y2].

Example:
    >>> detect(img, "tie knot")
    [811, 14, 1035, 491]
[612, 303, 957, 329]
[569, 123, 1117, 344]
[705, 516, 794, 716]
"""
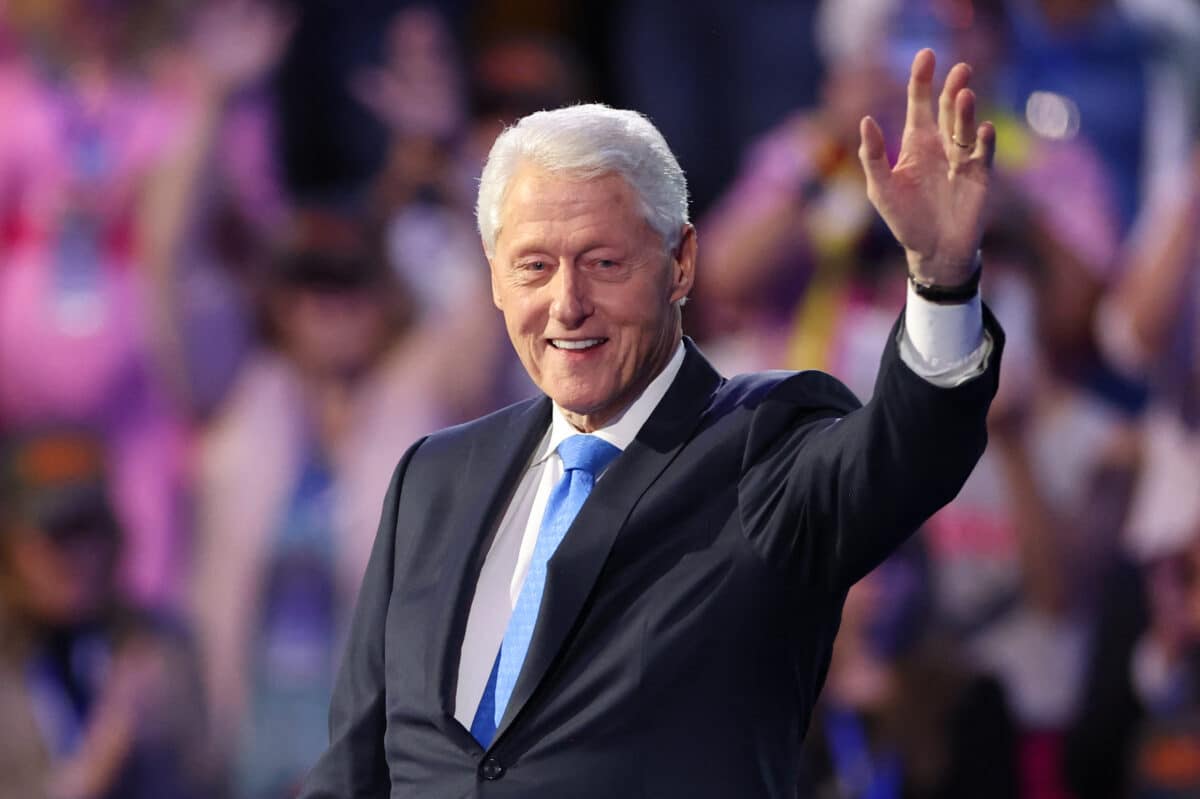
[556, 435, 621, 478]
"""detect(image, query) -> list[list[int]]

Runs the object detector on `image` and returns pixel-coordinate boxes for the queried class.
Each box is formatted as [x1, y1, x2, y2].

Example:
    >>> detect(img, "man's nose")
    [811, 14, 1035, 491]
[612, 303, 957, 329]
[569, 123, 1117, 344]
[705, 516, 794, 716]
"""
[548, 263, 592, 327]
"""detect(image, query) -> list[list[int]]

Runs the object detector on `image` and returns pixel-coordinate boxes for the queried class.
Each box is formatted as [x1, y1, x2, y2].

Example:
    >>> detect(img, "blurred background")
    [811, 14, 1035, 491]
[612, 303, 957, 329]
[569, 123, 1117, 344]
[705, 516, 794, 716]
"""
[0, 0, 1198, 796]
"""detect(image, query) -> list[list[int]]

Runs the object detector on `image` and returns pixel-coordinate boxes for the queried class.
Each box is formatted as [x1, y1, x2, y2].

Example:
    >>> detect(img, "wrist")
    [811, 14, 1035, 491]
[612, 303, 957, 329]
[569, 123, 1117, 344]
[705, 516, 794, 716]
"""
[908, 249, 982, 305]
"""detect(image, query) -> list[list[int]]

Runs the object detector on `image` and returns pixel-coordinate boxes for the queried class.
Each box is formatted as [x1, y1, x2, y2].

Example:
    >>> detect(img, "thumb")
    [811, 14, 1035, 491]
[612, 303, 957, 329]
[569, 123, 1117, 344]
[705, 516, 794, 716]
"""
[858, 116, 891, 203]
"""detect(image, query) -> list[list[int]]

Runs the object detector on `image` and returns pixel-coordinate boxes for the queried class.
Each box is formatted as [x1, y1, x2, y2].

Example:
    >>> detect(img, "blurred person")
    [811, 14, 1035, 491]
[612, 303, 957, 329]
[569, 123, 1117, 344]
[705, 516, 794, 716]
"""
[1094, 142, 1200, 578]
[352, 4, 467, 149]
[353, 5, 491, 339]
[0, 0, 190, 608]
[190, 211, 497, 798]
[692, 46, 905, 375]
[140, 0, 293, 414]
[801, 542, 1019, 798]
[1118, 0, 1200, 217]
[1094, 146, 1200, 572]
[271, 0, 463, 204]
[0, 428, 211, 799]
[352, 2, 470, 226]
[1065, 520, 1200, 798]
[0, 0, 289, 605]
[1069, 144, 1200, 799]
[1004, 0, 1191, 237]
[964, 285, 1136, 798]
[1124, 540, 1200, 799]
[139, 10, 498, 787]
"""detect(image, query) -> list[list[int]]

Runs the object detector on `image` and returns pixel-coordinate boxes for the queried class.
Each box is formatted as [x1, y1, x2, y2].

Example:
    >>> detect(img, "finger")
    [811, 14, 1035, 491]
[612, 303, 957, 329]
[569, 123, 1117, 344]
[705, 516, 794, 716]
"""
[905, 49, 937, 132]
[858, 115, 891, 202]
[973, 121, 997, 169]
[950, 88, 977, 163]
[938, 62, 972, 144]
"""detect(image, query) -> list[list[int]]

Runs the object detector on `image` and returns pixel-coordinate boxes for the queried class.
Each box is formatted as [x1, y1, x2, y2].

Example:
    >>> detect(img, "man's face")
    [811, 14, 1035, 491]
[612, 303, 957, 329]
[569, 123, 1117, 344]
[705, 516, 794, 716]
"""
[489, 165, 696, 431]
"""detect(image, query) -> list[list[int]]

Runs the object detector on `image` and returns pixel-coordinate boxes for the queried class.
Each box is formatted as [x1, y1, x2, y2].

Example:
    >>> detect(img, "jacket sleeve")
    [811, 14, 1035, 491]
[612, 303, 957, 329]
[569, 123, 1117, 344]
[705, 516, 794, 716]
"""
[739, 307, 1004, 592]
[299, 438, 425, 798]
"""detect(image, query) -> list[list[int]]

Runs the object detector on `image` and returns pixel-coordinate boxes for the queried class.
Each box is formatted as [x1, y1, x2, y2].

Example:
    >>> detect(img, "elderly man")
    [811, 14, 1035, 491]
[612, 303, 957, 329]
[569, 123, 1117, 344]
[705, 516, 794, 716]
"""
[301, 50, 1002, 798]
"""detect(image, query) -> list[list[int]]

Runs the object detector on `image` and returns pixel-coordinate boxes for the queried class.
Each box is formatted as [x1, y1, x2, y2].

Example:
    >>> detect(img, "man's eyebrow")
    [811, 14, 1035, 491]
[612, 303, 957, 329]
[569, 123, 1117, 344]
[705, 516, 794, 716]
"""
[501, 232, 626, 259]
[579, 241, 624, 254]
[504, 240, 552, 257]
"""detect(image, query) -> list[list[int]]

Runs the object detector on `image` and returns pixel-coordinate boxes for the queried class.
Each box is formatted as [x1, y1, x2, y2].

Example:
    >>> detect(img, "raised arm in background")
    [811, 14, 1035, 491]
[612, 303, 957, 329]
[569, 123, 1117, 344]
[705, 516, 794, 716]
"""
[138, 1, 292, 415]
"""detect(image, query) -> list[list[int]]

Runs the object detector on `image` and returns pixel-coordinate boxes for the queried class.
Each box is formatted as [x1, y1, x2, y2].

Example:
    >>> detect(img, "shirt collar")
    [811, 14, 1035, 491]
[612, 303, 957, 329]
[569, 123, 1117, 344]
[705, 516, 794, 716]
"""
[534, 340, 687, 466]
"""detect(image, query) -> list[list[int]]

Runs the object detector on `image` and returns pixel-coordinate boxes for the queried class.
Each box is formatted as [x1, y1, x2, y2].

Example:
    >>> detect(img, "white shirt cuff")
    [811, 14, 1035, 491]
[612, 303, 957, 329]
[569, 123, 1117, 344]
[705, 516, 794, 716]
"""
[898, 281, 990, 387]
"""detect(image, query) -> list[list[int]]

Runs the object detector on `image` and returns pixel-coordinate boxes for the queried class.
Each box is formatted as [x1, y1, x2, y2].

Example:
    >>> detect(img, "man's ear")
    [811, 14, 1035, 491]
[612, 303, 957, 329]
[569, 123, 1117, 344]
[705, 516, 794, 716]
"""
[668, 224, 698, 304]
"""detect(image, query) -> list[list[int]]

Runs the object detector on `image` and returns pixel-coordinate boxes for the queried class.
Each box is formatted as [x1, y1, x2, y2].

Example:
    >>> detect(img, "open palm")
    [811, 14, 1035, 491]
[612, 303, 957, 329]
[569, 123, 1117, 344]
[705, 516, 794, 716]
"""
[190, 0, 293, 97]
[859, 49, 996, 286]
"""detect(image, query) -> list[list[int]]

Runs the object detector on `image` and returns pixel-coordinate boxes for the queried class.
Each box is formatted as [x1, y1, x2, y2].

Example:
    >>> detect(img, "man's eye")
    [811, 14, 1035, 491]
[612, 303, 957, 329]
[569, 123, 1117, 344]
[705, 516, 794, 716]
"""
[597, 259, 617, 268]
[519, 261, 547, 272]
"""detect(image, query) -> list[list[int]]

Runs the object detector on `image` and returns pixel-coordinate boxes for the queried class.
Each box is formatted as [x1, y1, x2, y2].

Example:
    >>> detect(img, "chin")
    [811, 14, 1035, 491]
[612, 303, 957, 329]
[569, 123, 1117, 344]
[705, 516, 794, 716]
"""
[546, 385, 610, 414]
[551, 394, 601, 415]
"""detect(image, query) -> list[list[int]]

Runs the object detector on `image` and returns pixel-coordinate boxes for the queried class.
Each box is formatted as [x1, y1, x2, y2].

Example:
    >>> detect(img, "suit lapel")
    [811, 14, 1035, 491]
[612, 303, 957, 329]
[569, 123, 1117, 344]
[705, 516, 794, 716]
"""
[495, 340, 723, 738]
[427, 396, 551, 742]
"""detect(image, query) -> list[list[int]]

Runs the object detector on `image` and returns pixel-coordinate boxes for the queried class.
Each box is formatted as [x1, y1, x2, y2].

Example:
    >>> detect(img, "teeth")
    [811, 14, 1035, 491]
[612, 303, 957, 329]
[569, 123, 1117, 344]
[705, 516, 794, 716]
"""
[552, 338, 604, 350]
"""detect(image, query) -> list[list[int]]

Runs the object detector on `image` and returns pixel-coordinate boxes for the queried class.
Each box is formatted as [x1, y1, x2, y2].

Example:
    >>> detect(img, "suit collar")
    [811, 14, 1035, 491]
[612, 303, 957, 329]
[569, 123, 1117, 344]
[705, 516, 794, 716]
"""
[494, 338, 723, 740]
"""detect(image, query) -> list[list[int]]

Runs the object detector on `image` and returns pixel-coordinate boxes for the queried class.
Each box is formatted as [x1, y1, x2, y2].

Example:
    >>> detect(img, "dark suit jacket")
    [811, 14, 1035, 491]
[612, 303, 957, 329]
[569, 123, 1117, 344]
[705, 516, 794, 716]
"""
[301, 311, 1004, 798]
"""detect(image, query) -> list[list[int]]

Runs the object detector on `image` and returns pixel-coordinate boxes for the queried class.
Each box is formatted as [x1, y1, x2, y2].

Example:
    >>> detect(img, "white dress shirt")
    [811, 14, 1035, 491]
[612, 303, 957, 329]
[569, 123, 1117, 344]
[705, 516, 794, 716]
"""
[452, 290, 991, 726]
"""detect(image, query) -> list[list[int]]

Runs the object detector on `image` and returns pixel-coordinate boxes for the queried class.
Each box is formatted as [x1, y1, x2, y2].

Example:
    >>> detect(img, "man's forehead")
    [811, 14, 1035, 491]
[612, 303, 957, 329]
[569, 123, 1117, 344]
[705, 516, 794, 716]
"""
[496, 166, 642, 237]
[504, 163, 635, 204]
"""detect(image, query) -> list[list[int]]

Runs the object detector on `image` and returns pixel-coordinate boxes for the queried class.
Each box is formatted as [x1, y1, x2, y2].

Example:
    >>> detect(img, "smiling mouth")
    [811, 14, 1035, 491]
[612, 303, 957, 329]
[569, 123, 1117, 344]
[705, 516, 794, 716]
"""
[549, 338, 607, 351]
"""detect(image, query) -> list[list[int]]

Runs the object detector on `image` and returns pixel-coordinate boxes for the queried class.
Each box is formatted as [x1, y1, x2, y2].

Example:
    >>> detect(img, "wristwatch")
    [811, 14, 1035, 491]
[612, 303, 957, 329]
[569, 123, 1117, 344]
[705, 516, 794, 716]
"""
[908, 250, 982, 304]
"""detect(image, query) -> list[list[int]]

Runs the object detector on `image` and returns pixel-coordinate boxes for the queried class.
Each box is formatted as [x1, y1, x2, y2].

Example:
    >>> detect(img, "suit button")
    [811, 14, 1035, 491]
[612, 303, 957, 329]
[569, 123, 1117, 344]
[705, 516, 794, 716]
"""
[480, 756, 505, 781]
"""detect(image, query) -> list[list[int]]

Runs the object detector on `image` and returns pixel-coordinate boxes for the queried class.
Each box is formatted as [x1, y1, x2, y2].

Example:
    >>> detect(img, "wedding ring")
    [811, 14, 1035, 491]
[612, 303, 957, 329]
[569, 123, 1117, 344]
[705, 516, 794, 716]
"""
[951, 135, 973, 150]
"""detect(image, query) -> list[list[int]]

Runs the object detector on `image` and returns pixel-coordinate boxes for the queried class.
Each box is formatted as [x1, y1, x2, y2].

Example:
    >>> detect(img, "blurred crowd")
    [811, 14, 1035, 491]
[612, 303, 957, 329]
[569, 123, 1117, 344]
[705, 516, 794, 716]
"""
[1, 0, 1199, 797]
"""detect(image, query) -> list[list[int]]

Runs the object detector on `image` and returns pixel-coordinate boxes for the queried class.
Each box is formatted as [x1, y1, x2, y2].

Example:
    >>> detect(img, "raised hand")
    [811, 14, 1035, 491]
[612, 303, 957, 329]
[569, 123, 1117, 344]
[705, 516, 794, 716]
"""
[858, 49, 996, 286]
[188, 0, 293, 98]
[350, 7, 464, 139]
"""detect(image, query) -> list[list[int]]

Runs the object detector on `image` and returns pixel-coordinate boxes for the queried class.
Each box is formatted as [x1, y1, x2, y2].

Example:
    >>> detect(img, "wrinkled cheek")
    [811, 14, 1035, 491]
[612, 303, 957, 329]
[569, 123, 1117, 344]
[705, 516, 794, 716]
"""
[514, 336, 544, 383]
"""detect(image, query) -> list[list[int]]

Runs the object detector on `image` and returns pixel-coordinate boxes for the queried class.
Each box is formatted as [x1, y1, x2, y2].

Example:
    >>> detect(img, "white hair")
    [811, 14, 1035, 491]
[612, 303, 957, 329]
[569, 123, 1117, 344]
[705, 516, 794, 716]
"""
[476, 103, 690, 258]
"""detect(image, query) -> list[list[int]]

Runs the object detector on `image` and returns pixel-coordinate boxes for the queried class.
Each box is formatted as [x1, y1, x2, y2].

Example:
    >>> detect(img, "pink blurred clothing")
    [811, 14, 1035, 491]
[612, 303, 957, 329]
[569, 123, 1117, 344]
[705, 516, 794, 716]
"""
[0, 44, 285, 605]
[190, 344, 449, 751]
[0, 58, 187, 606]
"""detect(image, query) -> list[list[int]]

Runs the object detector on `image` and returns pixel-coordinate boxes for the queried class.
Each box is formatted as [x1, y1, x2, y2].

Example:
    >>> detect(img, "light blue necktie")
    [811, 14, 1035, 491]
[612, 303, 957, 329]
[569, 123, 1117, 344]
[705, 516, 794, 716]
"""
[470, 434, 621, 747]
